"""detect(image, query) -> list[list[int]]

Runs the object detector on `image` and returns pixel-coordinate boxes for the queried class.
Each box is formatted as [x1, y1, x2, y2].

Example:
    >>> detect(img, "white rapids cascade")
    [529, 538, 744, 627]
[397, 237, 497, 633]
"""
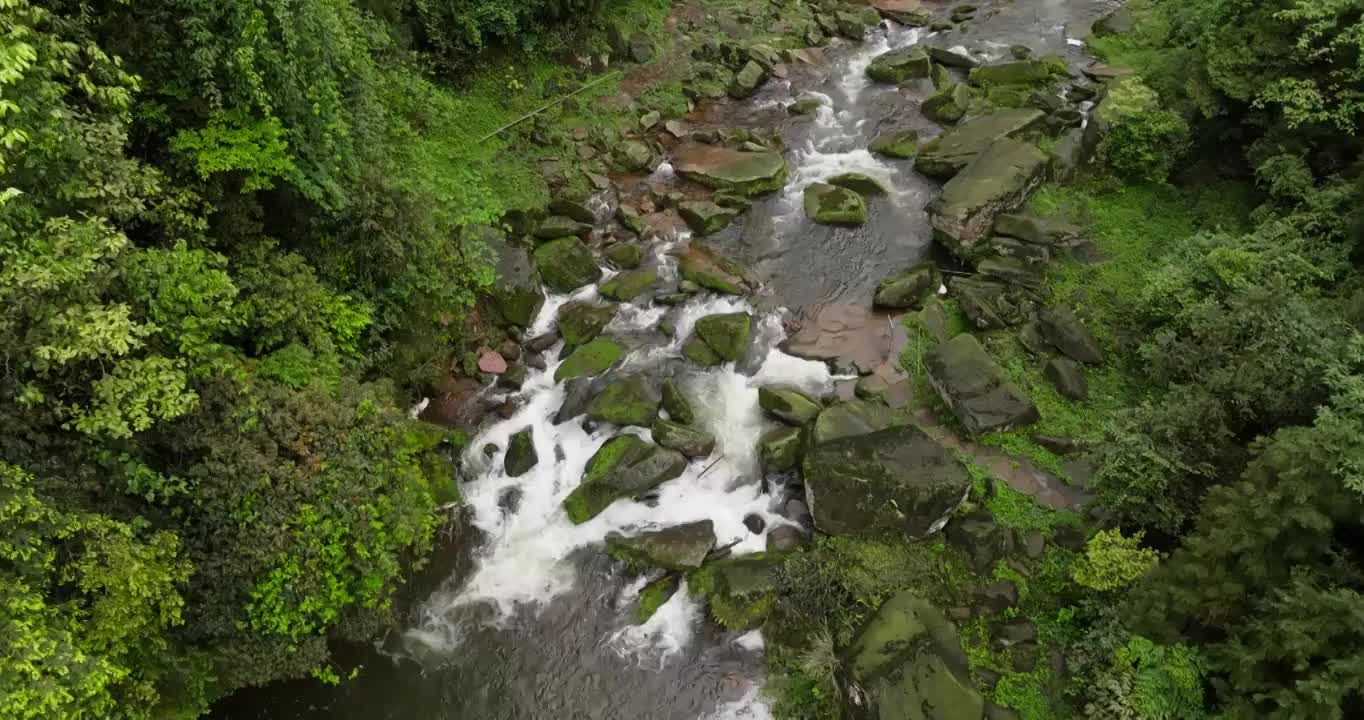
[397, 20, 945, 720]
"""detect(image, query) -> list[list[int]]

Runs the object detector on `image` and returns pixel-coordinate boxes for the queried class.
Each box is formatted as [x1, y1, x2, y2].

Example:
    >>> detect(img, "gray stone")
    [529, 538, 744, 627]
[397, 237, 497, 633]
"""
[606, 520, 716, 570]
[973, 582, 1018, 614]
[534, 237, 603, 292]
[925, 334, 1039, 436]
[678, 200, 738, 236]
[1044, 356, 1088, 400]
[548, 198, 596, 224]
[928, 46, 980, 68]
[928, 138, 1049, 260]
[661, 379, 695, 424]
[760, 426, 803, 472]
[673, 143, 788, 196]
[534, 214, 592, 240]
[914, 109, 1045, 180]
[758, 385, 822, 426]
[729, 60, 769, 99]
[803, 182, 867, 225]
[1040, 306, 1104, 364]
[505, 427, 538, 477]
[923, 82, 973, 124]
[875, 262, 941, 309]
[866, 46, 932, 83]
[587, 374, 661, 427]
[481, 226, 544, 328]
[564, 436, 688, 523]
[652, 418, 716, 458]
[766, 525, 806, 552]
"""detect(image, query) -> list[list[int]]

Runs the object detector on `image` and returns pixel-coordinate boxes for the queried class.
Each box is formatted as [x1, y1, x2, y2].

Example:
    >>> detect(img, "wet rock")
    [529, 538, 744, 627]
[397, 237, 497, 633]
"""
[505, 427, 538, 477]
[1092, 7, 1135, 37]
[871, 0, 931, 26]
[683, 334, 724, 366]
[978, 256, 1046, 290]
[787, 96, 823, 115]
[923, 82, 973, 124]
[837, 592, 983, 720]
[693, 312, 753, 362]
[674, 241, 755, 296]
[783, 304, 906, 375]
[1033, 433, 1081, 456]
[534, 237, 602, 292]
[992, 619, 1038, 649]
[804, 425, 968, 539]
[914, 109, 1045, 180]
[548, 198, 596, 224]
[970, 57, 1068, 86]
[555, 377, 595, 423]
[616, 140, 655, 172]
[496, 398, 520, 418]
[875, 262, 941, 309]
[729, 60, 769, 99]
[931, 62, 957, 90]
[692, 553, 784, 630]
[1022, 530, 1046, 560]
[498, 364, 528, 390]
[1045, 356, 1088, 401]
[925, 334, 1039, 436]
[866, 46, 931, 84]
[673, 143, 788, 196]
[1019, 319, 1050, 354]
[533, 215, 592, 241]
[1040, 306, 1104, 364]
[760, 426, 804, 472]
[616, 205, 647, 236]
[826, 172, 887, 196]
[868, 128, 919, 159]
[712, 190, 752, 210]
[1010, 44, 1033, 60]
[627, 32, 654, 63]
[803, 182, 867, 225]
[785, 498, 813, 524]
[554, 337, 626, 381]
[564, 436, 688, 523]
[974, 581, 1019, 614]
[928, 138, 1049, 260]
[747, 44, 782, 72]
[993, 213, 1083, 246]
[808, 398, 895, 446]
[599, 268, 658, 302]
[678, 200, 738, 236]
[638, 110, 661, 130]
[483, 443, 499, 458]
[478, 348, 508, 374]
[990, 236, 1052, 267]
[835, 7, 881, 39]
[605, 243, 643, 269]
[758, 386, 822, 426]
[498, 486, 523, 515]
[652, 418, 716, 458]
[661, 379, 695, 424]
[743, 513, 766, 534]
[478, 226, 545, 329]
[766, 525, 805, 552]
[607, 520, 716, 570]
[587, 374, 661, 427]
[928, 45, 981, 68]
[948, 511, 1013, 574]
[525, 352, 547, 371]
[558, 302, 618, 348]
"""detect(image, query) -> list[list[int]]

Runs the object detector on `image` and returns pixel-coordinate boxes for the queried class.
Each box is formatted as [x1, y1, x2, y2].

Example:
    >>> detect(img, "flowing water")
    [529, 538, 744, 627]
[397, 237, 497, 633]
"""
[215, 3, 1112, 718]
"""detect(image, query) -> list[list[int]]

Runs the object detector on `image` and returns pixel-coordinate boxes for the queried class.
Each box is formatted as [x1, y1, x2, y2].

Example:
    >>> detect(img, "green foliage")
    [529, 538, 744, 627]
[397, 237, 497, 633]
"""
[1071, 530, 1160, 593]
[1094, 77, 1189, 182]
[170, 109, 294, 192]
[1085, 636, 1206, 720]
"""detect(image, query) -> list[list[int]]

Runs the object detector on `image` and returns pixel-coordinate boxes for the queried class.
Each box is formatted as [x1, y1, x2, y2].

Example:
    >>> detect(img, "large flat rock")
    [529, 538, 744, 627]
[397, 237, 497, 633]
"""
[672, 143, 788, 196]
[924, 333, 1039, 436]
[914, 109, 1043, 180]
[928, 138, 1048, 260]
[782, 304, 906, 375]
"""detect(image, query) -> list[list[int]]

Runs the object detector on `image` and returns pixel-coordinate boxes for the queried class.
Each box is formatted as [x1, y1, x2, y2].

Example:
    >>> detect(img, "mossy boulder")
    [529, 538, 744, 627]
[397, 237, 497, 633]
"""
[481, 226, 544, 328]
[600, 268, 658, 301]
[1039, 306, 1104, 364]
[866, 46, 932, 83]
[993, 213, 1082, 246]
[533, 215, 592, 240]
[875, 262, 941, 309]
[547, 198, 596, 224]
[928, 138, 1048, 260]
[652, 419, 717, 458]
[554, 337, 626, 381]
[673, 143, 788, 196]
[563, 436, 688, 523]
[661, 379, 696, 424]
[838, 592, 983, 720]
[674, 241, 755, 295]
[807, 398, 897, 447]
[922, 82, 972, 124]
[1045, 356, 1088, 400]
[827, 173, 888, 196]
[688, 554, 784, 630]
[729, 60, 769, 99]
[760, 426, 804, 472]
[606, 520, 717, 571]
[693, 312, 753, 362]
[924, 333, 1039, 436]
[683, 334, 724, 366]
[679, 200, 738, 236]
[558, 302, 618, 348]
[803, 182, 867, 225]
[928, 46, 980, 69]
[505, 427, 538, 477]
[587, 374, 661, 427]
[868, 129, 920, 159]
[605, 243, 644, 269]
[788, 96, 823, 115]
[635, 576, 679, 623]
[758, 385, 822, 426]
[534, 237, 602, 292]
[968, 56, 1069, 87]
[977, 256, 1045, 290]
[914, 109, 1044, 180]
[616, 205, 648, 236]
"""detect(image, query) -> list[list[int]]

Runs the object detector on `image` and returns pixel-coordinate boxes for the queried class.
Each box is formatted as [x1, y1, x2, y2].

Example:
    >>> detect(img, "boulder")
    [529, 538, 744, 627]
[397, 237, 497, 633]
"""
[922, 82, 972, 124]
[969, 57, 1068, 87]
[947, 512, 1014, 574]
[499, 364, 528, 390]
[690, 554, 784, 630]
[606, 520, 716, 570]
[914, 109, 1044, 180]
[627, 32, 654, 63]
[767, 525, 806, 552]
[652, 418, 716, 458]
[674, 241, 755, 295]
[533, 215, 592, 240]
[868, 129, 919, 159]
[1039, 306, 1104, 364]
[803, 425, 968, 539]
[871, 0, 931, 26]
[973, 582, 1019, 614]
[729, 60, 769, 99]
[548, 198, 596, 224]
[992, 619, 1038, 649]
[875, 262, 941, 309]
[758, 385, 822, 426]
[951, 277, 1033, 329]
[563, 436, 688, 523]
[804, 182, 868, 225]
[605, 243, 644, 269]
[673, 143, 788, 196]
[838, 592, 984, 720]
[989, 236, 1051, 267]
[1091, 7, 1135, 37]
[928, 138, 1048, 260]
[924, 334, 1039, 436]
[808, 398, 896, 446]
[1044, 356, 1088, 400]
[931, 62, 956, 90]
[599, 268, 658, 301]
[679, 200, 738, 236]
[827, 172, 888, 195]
[783, 304, 907, 375]
[760, 426, 804, 472]
[534, 237, 603, 292]
[788, 96, 824, 115]
[617, 140, 655, 172]
[683, 334, 724, 366]
[558, 302, 618, 348]
[587, 375, 661, 427]
[866, 46, 932, 84]
[617, 205, 648, 236]
[993, 213, 1083, 246]
[505, 427, 538, 477]
[835, 7, 881, 39]
[928, 46, 981, 68]
[748, 44, 783, 72]
[478, 348, 508, 374]
[694, 312, 753, 362]
[978, 256, 1045, 290]
[555, 377, 595, 423]
[555, 337, 626, 381]
[481, 226, 544, 328]
[1033, 433, 1081, 456]
[661, 379, 696, 424]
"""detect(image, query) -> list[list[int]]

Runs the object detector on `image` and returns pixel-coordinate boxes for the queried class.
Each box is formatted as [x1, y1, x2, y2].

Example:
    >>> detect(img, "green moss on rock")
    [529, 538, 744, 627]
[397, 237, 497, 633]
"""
[554, 337, 625, 381]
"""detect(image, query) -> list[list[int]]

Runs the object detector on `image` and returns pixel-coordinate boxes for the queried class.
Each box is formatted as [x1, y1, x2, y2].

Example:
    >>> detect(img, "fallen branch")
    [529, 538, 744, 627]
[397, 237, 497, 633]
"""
[477, 71, 624, 143]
